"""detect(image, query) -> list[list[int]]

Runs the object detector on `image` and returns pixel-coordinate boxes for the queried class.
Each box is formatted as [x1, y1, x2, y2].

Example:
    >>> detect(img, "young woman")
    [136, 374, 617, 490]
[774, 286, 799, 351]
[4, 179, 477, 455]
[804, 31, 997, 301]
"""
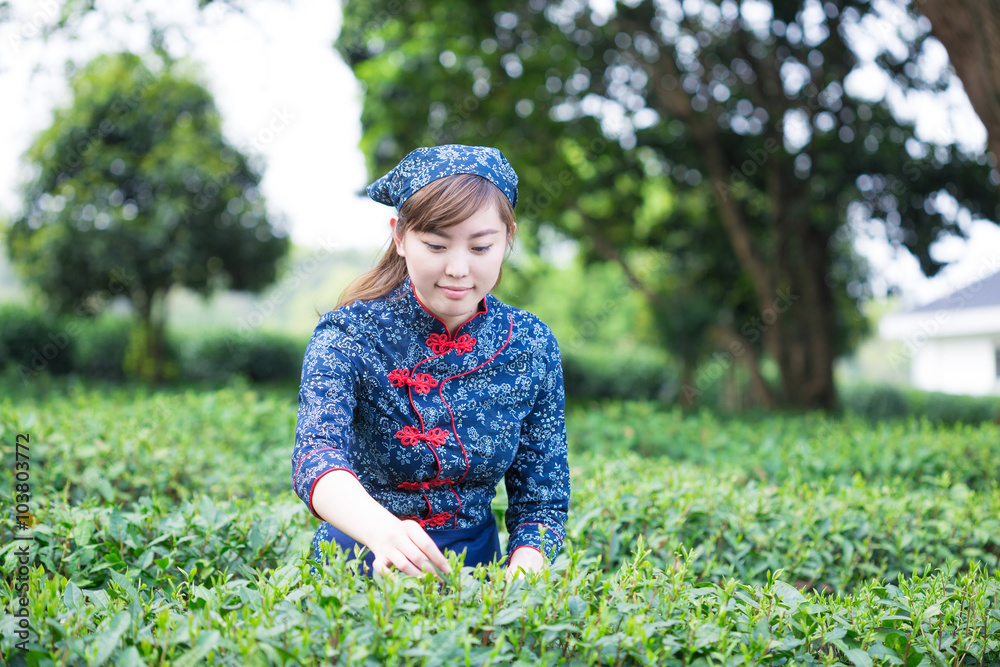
[292, 145, 570, 579]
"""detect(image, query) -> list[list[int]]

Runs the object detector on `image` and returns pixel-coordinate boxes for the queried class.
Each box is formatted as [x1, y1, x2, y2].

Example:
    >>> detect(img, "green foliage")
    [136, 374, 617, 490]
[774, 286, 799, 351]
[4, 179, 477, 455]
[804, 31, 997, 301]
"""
[840, 383, 910, 421]
[337, 0, 1000, 409]
[567, 401, 1000, 490]
[0, 314, 305, 386]
[900, 388, 1000, 426]
[562, 345, 673, 401]
[1, 381, 998, 664]
[122, 325, 180, 383]
[178, 331, 306, 384]
[0, 303, 75, 376]
[498, 256, 676, 401]
[5, 50, 289, 381]
[839, 383, 1000, 426]
[0, 381, 290, 507]
[6, 51, 288, 310]
[71, 314, 133, 380]
[496, 257, 660, 352]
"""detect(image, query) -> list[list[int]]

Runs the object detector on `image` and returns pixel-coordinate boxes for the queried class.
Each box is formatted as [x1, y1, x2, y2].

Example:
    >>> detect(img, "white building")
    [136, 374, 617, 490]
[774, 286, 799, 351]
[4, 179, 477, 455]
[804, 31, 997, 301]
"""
[879, 271, 1000, 396]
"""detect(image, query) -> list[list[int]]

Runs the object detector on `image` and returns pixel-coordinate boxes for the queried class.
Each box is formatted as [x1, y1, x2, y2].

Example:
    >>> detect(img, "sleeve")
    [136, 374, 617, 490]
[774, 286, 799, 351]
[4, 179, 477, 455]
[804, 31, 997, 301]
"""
[291, 315, 362, 520]
[503, 330, 570, 564]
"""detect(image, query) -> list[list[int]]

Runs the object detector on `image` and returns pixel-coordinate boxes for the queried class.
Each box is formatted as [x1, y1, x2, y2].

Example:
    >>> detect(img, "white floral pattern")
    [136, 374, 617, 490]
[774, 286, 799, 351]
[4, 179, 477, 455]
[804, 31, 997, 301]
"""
[366, 144, 519, 210]
[292, 277, 569, 561]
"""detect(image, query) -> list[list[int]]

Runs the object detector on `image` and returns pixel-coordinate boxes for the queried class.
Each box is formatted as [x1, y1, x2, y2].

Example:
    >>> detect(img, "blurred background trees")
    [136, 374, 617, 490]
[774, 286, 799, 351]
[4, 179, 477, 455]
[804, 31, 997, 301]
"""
[2, 0, 999, 415]
[5, 52, 289, 382]
[336, 0, 1000, 410]
[919, 2, 1000, 162]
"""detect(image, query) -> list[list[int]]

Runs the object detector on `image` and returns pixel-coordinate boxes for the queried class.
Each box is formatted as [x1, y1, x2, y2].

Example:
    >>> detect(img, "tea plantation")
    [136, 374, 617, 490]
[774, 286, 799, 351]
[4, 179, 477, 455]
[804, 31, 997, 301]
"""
[1, 379, 998, 665]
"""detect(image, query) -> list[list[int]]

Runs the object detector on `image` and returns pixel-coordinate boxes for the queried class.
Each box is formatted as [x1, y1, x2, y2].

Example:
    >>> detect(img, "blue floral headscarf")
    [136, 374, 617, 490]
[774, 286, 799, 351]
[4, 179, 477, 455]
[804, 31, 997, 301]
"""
[366, 144, 519, 211]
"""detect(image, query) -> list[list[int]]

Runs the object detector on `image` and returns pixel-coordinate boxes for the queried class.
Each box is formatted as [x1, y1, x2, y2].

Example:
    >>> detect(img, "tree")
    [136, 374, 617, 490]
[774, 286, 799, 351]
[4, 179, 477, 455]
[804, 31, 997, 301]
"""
[336, 0, 999, 409]
[5, 52, 289, 382]
[914, 1, 1000, 423]
[918, 2, 1000, 162]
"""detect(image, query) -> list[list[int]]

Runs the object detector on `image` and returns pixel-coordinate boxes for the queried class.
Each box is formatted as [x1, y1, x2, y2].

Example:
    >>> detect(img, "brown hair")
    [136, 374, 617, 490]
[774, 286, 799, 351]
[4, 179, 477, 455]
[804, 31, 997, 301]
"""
[337, 174, 516, 308]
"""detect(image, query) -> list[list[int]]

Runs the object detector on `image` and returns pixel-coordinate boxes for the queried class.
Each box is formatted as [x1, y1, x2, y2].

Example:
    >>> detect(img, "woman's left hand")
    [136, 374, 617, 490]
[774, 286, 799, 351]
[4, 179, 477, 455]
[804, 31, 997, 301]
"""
[506, 547, 545, 580]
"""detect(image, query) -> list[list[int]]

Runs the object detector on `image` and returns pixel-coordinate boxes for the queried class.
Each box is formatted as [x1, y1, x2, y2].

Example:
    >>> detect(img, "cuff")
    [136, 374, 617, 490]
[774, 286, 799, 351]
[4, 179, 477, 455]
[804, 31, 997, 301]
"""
[506, 522, 564, 562]
[306, 466, 359, 520]
[293, 445, 357, 519]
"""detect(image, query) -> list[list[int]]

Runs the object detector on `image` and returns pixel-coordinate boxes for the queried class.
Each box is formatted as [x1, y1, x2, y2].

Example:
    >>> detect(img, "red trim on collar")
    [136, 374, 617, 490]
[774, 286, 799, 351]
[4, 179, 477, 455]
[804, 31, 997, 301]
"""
[411, 281, 488, 339]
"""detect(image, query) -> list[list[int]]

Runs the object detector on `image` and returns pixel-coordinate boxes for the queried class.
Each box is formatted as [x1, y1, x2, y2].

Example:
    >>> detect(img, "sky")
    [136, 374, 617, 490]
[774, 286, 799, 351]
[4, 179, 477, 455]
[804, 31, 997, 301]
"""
[0, 0, 393, 253]
[1, 0, 998, 309]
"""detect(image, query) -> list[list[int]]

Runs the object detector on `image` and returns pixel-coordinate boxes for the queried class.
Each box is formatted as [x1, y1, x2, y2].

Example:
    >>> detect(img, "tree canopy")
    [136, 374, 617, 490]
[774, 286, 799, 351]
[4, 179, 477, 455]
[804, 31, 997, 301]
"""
[5, 51, 289, 381]
[337, 0, 1000, 409]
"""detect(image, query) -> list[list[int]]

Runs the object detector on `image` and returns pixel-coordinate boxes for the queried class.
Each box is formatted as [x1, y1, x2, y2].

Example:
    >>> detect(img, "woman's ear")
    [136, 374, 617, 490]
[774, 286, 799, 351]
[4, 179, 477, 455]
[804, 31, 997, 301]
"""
[507, 221, 518, 244]
[390, 218, 406, 257]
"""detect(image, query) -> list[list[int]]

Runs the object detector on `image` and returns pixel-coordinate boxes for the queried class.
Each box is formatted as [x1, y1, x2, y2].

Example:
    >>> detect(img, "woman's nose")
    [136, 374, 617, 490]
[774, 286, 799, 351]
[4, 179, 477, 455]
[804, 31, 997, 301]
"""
[445, 252, 470, 277]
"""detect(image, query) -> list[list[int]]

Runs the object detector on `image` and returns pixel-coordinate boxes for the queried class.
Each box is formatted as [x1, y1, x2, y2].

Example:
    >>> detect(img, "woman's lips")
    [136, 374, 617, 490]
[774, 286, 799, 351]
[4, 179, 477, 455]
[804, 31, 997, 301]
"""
[439, 285, 472, 298]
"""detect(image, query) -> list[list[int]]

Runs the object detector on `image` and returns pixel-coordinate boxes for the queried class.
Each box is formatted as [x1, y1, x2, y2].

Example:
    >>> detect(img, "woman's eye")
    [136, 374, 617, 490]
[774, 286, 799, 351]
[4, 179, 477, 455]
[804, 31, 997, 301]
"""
[424, 243, 445, 251]
[472, 245, 492, 253]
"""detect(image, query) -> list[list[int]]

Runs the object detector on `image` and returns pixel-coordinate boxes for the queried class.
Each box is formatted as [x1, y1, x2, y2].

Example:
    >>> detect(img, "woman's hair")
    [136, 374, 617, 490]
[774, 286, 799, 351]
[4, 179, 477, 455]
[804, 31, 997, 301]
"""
[337, 173, 516, 308]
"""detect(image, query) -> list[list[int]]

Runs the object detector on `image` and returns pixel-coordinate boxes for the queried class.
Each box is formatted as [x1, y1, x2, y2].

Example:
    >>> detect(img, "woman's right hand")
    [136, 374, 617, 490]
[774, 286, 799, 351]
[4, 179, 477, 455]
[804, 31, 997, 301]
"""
[311, 470, 451, 578]
[368, 517, 452, 577]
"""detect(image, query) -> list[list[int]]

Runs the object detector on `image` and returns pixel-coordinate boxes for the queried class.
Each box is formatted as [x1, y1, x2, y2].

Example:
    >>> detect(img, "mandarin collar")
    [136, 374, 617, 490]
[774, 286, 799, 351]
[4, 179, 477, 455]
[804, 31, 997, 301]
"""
[390, 276, 495, 339]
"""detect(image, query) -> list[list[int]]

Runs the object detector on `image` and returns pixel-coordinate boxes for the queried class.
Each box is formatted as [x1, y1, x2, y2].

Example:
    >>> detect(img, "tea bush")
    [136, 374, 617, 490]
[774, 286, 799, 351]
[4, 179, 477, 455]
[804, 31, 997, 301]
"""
[0, 305, 75, 377]
[1, 380, 998, 665]
[838, 384, 1000, 426]
[176, 332, 305, 384]
[566, 401, 1000, 490]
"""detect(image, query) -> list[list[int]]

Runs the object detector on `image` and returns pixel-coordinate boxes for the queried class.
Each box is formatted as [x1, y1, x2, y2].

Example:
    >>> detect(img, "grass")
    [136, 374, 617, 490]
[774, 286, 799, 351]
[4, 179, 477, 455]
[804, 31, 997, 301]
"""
[1, 377, 998, 665]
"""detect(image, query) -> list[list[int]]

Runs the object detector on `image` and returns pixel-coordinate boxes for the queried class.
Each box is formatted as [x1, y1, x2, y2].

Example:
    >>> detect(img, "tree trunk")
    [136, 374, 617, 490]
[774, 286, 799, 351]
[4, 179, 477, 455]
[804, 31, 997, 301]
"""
[146, 288, 167, 385]
[707, 325, 778, 409]
[920, 0, 1000, 161]
[678, 361, 698, 411]
[130, 285, 167, 384]
[770, 223, 838, 410]
[700, 165, 838, 410]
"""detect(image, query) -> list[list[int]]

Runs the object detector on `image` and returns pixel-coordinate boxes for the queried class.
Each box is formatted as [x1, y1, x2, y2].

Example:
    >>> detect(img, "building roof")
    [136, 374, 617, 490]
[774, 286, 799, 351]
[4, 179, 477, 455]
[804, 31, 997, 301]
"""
[910, 269, 1000, 313]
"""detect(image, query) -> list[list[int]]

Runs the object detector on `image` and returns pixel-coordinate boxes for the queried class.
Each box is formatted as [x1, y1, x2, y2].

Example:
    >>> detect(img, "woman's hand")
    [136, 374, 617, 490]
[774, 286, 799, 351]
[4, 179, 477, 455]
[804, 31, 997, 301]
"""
[506, 546, 545, 580]
[311, 471, 451, 578]
[368, 516, 452, 578]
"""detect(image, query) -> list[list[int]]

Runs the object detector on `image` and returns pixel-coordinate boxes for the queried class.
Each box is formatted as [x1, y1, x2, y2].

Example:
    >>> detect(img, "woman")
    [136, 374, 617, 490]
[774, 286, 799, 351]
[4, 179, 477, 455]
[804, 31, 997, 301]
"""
[292, 145, 570, 579]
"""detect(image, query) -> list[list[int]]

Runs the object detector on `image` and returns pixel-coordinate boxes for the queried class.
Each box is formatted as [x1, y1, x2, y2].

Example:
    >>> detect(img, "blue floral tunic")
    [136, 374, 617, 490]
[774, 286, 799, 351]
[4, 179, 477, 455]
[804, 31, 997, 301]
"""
[292, 277, 570, 565]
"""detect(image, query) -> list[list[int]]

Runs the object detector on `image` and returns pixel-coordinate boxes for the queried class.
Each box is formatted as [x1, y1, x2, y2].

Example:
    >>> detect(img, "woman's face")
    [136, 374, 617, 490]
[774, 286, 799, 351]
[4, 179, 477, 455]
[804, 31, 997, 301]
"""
[393, 206, 514, 335]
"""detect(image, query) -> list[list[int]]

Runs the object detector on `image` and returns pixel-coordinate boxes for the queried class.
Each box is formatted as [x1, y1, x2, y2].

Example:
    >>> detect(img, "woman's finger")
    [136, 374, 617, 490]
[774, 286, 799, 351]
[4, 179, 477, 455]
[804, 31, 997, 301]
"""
[372, 554, 388, 575]
[387, 548, 425, 577]
[402, 522, 452, 574]
[394, 541, 445, 578]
